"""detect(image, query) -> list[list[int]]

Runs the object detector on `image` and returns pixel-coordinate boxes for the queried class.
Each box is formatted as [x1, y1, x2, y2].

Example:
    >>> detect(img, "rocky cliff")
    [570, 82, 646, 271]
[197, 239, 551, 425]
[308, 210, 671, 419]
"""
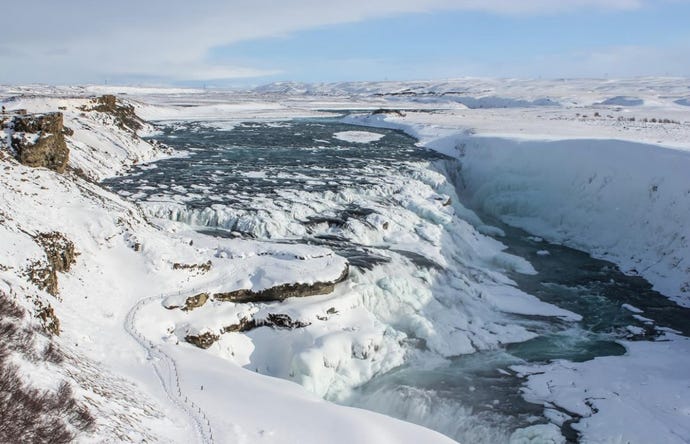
[81, 95, 145, 133]
[8, 112, 70, 173]
[213, 265, 349, 303]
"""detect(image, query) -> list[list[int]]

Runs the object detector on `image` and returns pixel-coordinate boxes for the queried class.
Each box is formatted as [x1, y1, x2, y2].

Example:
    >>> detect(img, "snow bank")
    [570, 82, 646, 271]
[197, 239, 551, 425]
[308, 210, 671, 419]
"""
[448, 136, 690, 308]
[349, 114, 690, 308]
[134, 101, 331, 123]
[167, 345, 457, 444]
[333, 130, 385, 143]
[514, 334, 690, 444]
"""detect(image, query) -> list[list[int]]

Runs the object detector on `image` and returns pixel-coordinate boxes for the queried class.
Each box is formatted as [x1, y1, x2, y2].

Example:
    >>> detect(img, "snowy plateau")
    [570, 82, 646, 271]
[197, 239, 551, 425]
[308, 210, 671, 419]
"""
[0, 78, 689, 444]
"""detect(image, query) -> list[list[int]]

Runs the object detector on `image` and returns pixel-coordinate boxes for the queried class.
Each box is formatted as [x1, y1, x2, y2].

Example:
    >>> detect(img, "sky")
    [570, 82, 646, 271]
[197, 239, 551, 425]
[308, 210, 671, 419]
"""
[1, 0, 689, 86]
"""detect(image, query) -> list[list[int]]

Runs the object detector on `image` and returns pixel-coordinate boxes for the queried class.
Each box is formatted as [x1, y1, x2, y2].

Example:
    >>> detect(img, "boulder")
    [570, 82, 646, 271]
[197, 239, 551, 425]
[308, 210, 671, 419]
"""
[36, 304, 60, 336]
[25, 232, 76, 296]
[185, 331, 219, 349]
[181, 292, 209, 312]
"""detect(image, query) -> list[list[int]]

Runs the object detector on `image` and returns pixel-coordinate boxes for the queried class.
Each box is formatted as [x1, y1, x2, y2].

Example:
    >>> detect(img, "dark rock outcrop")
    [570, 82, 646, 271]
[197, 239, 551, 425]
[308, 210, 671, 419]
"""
[164, 292, 210, 311]
[213, 265, 349, 303]
[35, 232, 76, 274]
[182, 293, 209, 311]
[185, 331, 219, 349]
[262, 313, 311, 329]
[371, 108, 406, 117]
[11, 113, 69, 173]
[187, 313, 311, 349]
[36, 304, 61, 336]
[25, 232, 76, 296]
[221, 313, 311, 333]
[221, 317, 256, 333]
[172, 260, 212, 274]
[84, 95, 144, 133]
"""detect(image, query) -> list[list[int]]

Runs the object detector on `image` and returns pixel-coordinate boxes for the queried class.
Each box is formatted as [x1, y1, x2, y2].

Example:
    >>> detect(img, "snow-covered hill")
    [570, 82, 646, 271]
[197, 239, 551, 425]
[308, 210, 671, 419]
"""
[2, 77, 690, 444]
[0, 94, 456, 443]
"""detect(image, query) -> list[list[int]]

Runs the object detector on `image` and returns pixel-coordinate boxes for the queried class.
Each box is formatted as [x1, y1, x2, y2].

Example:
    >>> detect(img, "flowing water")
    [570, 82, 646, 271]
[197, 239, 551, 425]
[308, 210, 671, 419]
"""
[104, 119, 690, 443]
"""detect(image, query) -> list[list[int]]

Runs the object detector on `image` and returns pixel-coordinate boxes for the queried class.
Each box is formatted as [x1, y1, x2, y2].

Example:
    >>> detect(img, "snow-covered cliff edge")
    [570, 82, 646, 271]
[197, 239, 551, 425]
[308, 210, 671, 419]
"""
[0, 94, 454, 443]
[348, 112, 690, 308]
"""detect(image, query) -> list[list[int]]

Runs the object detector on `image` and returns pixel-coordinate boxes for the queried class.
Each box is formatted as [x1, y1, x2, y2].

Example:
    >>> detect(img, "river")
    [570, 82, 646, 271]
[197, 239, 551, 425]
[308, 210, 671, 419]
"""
[104, 118, 690, 443]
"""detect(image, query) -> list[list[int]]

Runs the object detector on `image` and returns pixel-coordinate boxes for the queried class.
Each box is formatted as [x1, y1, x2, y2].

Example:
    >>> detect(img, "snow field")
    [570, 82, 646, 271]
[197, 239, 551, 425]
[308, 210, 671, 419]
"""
[4, 77, 690, 444]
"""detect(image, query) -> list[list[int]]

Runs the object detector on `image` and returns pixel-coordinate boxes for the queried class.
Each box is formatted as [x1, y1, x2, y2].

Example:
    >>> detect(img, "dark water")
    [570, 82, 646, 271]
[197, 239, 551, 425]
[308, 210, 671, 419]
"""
[105, 120, 447, 211]
[501, 223, 690, 358]
[346, 211, 690, 443]
[104, 119, 690, 443]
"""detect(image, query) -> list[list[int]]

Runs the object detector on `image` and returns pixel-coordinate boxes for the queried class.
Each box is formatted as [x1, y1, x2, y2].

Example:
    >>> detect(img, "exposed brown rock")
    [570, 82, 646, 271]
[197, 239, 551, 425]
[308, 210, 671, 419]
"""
[11, 113, 69, 173]
[25, 232, 76, 296]
[172, 260, 212, 274]
[221, 317, 256, 333]
[25, 260, 58, 296]
[83, 95, 144, 133]
[213, 265, 349, 303]
[181, 292, 209, 312]
[36, 304, 60, 336]
[187, 313, 311, 349]
[185, 331, 219, 349]
[35, 232, 76, 273]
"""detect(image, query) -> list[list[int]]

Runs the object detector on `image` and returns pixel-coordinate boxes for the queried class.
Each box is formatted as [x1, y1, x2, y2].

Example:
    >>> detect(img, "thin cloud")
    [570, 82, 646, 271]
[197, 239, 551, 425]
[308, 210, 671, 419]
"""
[0, 0, 651, 83]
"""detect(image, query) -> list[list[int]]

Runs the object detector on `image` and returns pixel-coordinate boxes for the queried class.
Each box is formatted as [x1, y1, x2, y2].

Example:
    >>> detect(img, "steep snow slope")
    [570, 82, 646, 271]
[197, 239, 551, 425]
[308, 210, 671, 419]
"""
[0, 96, 456, 443]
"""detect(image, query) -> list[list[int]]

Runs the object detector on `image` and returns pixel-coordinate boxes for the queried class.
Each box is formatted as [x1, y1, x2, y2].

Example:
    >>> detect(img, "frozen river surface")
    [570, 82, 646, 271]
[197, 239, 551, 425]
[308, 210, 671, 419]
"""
[105, 119, 690, 443]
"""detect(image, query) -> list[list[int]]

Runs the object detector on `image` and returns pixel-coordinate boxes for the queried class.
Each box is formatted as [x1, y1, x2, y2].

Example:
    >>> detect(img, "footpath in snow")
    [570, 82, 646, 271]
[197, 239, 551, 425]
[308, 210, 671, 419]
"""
[0, 92, 458, 443]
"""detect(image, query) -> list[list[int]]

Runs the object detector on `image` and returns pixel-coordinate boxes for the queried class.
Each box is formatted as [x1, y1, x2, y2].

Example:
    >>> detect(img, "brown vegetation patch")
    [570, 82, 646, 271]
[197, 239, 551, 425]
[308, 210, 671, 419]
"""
[172, 260, 212, 274]
[0, 290, 94, 442]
